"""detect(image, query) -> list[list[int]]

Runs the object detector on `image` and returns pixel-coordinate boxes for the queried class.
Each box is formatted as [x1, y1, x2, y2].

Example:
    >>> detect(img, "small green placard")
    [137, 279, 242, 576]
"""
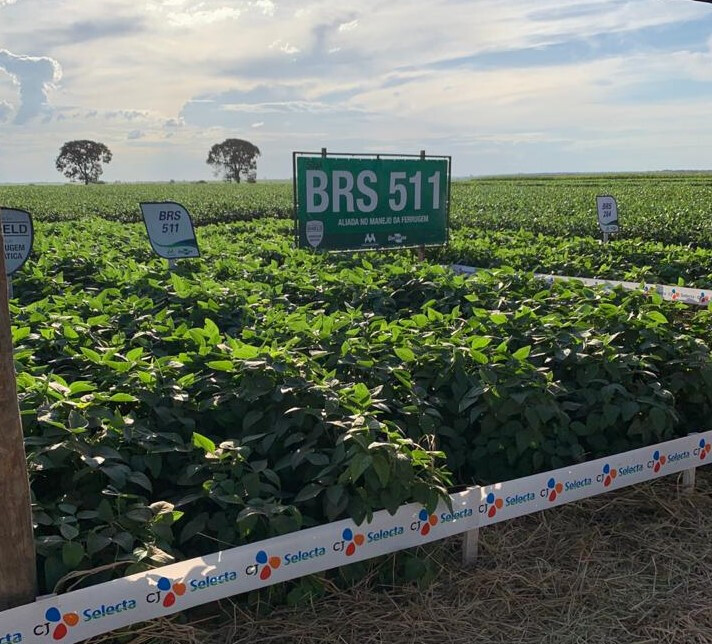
[294, 154, 450, 251]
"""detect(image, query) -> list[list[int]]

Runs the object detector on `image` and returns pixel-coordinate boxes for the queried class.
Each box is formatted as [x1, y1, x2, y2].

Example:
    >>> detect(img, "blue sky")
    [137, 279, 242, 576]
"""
[0, 0, 710, 182]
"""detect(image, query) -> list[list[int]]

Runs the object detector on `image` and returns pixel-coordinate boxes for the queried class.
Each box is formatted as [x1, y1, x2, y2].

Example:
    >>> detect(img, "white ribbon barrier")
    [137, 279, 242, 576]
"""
[449, 264, 712, 307]
[1, 431, 710, 644]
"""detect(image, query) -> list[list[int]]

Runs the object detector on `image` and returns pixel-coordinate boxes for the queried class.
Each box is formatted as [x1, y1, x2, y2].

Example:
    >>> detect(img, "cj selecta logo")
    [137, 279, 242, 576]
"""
[541, 478, 564, 502]
[647, 450, 667, 473]
[247, 545, 327, 581]
[694, 438, 712, 461]
[146, 577, 186, 608]
[479, 491, 534, 517]
[333, 528, 365, 556]
[34, 608, 79, 640]
[149, 572, 239, 602]
[597, 462, 643, 485]
[246, 550, 282, 580]
[479, 492, 503, 518]
[34, 598, 138, 640]
[410, 509, 438, 536]
[541, 474, 592, 501]
[596, 464, 617, 487]
[647, 447, 691, 471]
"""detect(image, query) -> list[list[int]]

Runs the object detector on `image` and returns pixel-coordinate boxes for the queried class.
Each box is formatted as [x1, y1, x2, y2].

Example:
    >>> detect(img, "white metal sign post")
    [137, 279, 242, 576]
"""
[1, 208, 34, 299]
[140, 202, 200, 269]
[0, 224, 37, 610]
[596, 195, 619, 243]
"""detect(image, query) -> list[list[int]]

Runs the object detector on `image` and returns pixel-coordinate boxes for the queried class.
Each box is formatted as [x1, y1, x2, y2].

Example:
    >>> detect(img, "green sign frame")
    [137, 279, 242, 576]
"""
[293, 152, 451, 252]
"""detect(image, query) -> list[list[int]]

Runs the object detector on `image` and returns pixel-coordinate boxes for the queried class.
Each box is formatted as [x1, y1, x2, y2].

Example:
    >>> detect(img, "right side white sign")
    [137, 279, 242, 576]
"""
[596, 195, 619, 233]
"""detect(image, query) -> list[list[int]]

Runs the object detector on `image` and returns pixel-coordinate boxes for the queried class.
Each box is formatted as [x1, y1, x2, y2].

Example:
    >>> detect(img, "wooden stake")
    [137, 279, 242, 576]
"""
[682, 467, 696, 493]
[0, 228, 37, 610]
[462, 528, 479, 565]
[417, 149, 426, 261]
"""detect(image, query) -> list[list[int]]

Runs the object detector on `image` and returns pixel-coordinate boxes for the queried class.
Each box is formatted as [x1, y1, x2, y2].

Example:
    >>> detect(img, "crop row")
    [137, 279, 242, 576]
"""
[450, 175, 712, 246]
[0, 182, 293, 223]
[3, 174, 712, 245]
[439, 229, 712, 289]
[15, 211, 712, 296]
[10, 217, 712, 595]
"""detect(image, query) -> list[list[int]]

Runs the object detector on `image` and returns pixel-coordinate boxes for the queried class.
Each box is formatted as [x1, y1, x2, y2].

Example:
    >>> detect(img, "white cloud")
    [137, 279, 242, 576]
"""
[269, 39, 300, 55]
[0, 49, 61, 124]
[1, 0, 712, 181]
[127, 129, 145, 139]
[221, 100, 349, 114]
[164, 116, 185, 128]
[338, 19, 358, 32]
[0, 99, 12, 121]
[167, 6, 241, 26]
[105, 109, 152, 120]
[249, 0, 275, 16]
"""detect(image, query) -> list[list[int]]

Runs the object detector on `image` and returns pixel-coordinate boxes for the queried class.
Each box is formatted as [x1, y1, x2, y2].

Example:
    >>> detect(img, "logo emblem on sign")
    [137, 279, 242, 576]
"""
[306, 220, 324, 248]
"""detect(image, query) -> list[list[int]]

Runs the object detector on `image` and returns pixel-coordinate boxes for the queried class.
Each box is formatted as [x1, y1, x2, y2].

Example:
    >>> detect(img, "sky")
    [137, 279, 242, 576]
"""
[0, 0, 710, 182]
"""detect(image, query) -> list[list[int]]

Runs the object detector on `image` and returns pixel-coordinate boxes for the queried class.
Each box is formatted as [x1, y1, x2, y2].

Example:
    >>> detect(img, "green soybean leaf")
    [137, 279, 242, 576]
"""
[62, 542, 85, 569]
[394, 347, 416, 362]
[192, 432, 216, 454]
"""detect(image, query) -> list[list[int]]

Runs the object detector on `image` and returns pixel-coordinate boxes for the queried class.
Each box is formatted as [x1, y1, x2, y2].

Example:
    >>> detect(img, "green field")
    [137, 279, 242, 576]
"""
[3, 174, 712, 245]
[5, 175, 712, 596]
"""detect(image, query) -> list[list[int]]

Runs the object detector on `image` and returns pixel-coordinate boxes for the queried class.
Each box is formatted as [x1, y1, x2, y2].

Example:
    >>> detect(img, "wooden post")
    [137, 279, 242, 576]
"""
[682, 467, 696, 492]
[682, 432, 698, 493]
[0, 227, 37, 610]
[417, 150, 426, 261]
[462, 528, 479, 566]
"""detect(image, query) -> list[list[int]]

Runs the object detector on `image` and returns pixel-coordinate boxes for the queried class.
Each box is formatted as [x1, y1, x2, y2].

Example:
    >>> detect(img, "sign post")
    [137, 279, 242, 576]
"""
[0, 225, 37, 610]
[139, 202, 200, 269]
[596, 195, 619, 243]
[417, 150, 427, 261]
[293, 151, 450, 252]
[2, 208, 34, 299]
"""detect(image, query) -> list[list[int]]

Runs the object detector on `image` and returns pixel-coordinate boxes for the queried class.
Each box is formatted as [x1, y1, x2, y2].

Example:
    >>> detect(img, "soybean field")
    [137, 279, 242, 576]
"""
[4, 173, 712, 598]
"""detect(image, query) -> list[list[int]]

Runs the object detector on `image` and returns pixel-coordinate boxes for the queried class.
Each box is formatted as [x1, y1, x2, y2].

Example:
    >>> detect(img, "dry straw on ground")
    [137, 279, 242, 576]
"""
[98, 468, 712, 644]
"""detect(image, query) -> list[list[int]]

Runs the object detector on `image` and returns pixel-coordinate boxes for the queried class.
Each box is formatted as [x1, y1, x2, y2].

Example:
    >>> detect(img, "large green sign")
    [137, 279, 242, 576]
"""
[294, 153, 450, 251]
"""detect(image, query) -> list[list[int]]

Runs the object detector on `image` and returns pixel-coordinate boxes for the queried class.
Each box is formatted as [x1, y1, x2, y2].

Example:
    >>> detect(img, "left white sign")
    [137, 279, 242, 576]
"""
[140, 201, 200, 259]
[1, 208, 34, 276]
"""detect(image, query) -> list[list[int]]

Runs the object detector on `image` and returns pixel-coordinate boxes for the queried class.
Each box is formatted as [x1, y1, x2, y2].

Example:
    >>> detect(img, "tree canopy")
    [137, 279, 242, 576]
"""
[206, 139, 260, 183]
[55, 140, 113, 185]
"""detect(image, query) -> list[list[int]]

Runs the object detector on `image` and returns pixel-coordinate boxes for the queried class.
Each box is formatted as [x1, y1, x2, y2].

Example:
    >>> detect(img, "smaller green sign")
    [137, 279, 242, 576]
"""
[294, 153, 450, 251]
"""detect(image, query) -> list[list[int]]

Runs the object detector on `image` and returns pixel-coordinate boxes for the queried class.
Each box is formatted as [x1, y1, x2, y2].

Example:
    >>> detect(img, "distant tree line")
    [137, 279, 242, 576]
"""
[55, 138, 260, 184]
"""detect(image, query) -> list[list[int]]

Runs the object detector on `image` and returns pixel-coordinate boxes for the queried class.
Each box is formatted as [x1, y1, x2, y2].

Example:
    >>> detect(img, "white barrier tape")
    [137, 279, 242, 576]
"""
[2, 431, 710, 644]
[449, 264, 712, 307]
